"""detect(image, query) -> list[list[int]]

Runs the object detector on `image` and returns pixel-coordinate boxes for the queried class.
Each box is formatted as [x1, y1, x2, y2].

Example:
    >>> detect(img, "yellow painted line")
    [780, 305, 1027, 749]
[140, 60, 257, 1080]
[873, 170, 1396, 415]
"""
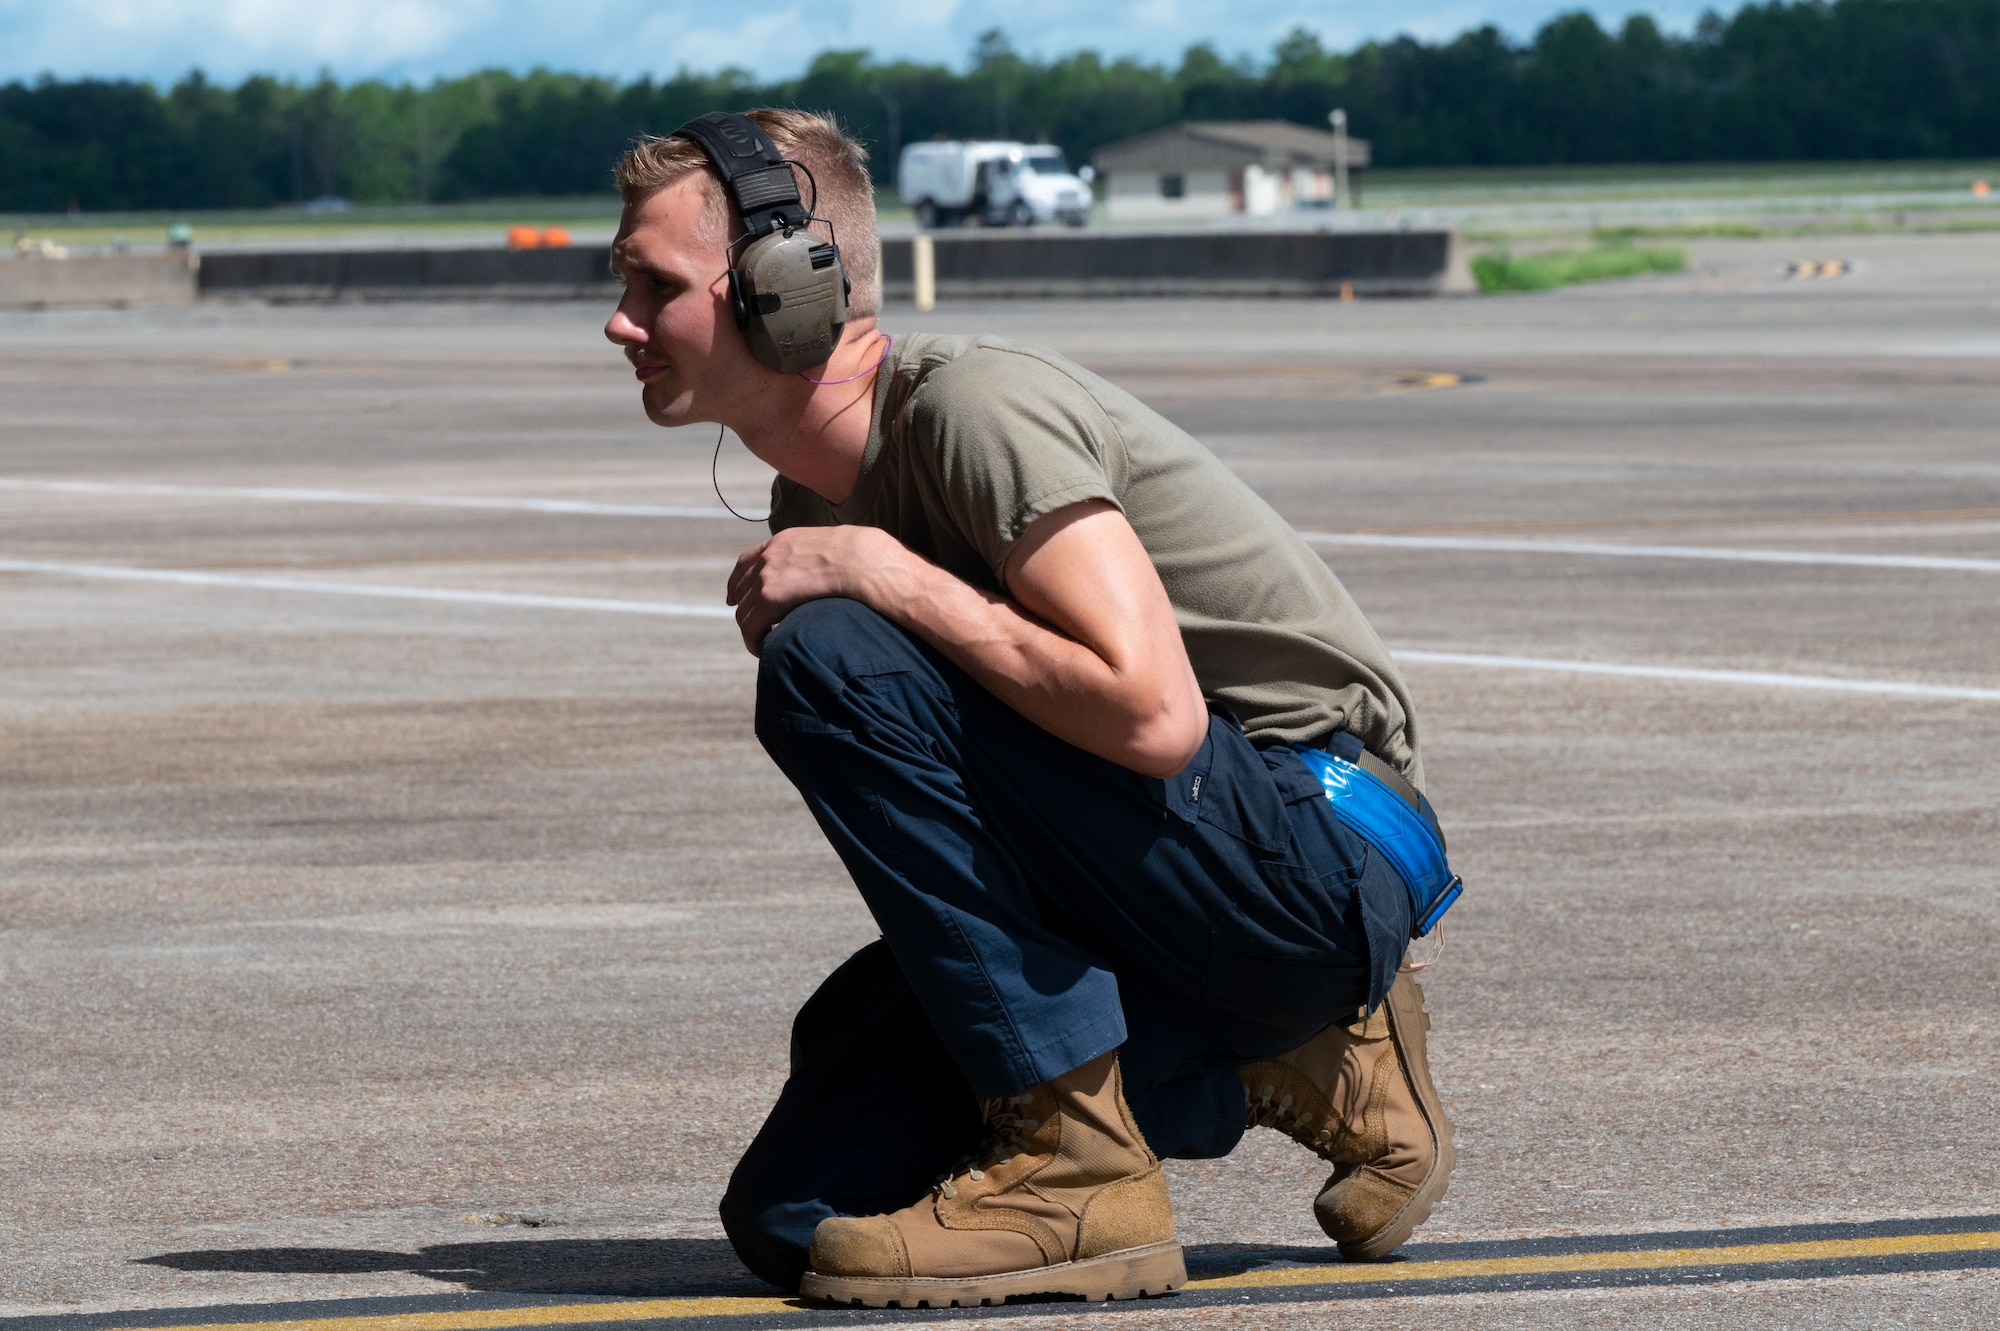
[1184, 1228, 2000, 1290]
[1396, 372, 1463, 390]
[99, 1229, 2000, 1331]
[101, 1298, 802, 1331]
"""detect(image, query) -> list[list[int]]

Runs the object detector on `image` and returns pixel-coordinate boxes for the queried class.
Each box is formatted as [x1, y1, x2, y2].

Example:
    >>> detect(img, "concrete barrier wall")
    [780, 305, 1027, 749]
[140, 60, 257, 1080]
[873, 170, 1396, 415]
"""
[0, 253, 196, 308]
[879, 229, 1473, 298]
[190, 229, 1472, 302]
[197, 246, 618, 300]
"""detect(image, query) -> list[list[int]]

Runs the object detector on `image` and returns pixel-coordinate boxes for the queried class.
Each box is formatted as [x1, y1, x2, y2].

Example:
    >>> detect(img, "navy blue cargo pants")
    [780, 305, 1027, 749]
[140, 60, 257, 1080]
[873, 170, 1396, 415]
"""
[719, 598, 1413, 1289]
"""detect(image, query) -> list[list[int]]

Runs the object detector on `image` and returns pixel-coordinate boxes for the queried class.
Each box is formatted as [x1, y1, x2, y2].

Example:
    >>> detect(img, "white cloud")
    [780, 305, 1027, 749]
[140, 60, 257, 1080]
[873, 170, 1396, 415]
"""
[0, 1, 1724, 85]
[0, 0, 496, 79]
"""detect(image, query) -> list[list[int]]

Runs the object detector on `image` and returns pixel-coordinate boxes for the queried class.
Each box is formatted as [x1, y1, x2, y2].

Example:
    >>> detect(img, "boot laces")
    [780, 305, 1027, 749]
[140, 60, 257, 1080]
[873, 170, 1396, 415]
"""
[1247, 1083, 1317, 1136]
[1248, 1081, 1359, 1156]
[931, 1092, 1039, 1200]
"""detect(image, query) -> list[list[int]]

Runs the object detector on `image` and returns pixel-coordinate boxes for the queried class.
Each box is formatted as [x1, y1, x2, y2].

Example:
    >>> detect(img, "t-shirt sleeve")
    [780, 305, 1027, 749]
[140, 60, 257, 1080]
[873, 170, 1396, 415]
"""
[907, 349, 1122, 580]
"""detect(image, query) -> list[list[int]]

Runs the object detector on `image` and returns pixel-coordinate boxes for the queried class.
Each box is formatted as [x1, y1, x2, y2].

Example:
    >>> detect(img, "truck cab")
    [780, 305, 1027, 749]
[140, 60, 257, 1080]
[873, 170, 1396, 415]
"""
[898, 141, 1093, 229]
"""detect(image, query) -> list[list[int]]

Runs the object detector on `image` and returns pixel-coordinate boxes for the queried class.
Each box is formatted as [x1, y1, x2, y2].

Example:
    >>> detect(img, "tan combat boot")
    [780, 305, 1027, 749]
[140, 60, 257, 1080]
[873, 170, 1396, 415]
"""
[800, 1052, 1185, 1308]
[1239, 972, 1454, 1260]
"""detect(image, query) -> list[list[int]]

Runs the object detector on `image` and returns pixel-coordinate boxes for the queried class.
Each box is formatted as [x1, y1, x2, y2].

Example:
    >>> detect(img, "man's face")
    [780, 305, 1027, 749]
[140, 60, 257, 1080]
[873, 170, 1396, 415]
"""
[604, 175, 766, 428]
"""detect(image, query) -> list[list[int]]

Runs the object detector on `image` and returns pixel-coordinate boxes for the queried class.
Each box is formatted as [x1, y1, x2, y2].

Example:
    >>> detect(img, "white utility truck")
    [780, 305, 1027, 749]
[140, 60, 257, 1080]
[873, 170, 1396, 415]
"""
[897, 141, 1093, 229]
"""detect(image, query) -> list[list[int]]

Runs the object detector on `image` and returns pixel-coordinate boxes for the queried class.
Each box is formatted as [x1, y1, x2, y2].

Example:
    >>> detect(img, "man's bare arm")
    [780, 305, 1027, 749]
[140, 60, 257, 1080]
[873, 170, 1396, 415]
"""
[727, 500, 1208, 778]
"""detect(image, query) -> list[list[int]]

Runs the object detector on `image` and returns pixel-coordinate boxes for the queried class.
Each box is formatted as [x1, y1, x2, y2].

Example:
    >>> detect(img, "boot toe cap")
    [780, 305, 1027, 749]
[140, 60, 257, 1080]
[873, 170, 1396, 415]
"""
[808, 1215, 912, 1278]
[1314, 1165, 1416, 1247]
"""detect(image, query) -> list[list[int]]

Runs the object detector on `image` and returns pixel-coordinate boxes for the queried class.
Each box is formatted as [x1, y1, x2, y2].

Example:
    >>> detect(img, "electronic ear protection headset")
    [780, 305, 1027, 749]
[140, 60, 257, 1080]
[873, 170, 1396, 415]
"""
[670, 111, 849, 375]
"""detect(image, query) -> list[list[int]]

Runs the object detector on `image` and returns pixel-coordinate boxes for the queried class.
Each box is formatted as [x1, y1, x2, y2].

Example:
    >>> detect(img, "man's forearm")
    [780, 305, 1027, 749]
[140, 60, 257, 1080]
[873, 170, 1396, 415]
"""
[730, 509, 1208, 778]
[860, 543, 1203, 779]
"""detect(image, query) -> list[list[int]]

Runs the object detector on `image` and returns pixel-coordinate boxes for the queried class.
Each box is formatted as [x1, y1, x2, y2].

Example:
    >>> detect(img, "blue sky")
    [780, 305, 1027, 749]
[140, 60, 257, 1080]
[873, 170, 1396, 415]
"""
[0, 1, 1722, 86]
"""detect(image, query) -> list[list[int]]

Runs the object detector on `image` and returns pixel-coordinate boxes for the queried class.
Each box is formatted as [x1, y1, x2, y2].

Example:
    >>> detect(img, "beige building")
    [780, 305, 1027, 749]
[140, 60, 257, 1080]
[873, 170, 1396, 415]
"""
[1090, 120, 1371, 222]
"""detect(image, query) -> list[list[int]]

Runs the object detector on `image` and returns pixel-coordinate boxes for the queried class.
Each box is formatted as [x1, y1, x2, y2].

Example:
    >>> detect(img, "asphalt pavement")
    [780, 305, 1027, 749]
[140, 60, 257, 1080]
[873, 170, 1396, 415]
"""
[2, 230, 1996, 1328]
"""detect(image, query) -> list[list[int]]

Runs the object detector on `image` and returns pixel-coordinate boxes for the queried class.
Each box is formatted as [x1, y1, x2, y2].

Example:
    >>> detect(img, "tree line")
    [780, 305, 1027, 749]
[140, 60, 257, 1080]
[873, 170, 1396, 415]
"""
[3, 0, 1996, 213]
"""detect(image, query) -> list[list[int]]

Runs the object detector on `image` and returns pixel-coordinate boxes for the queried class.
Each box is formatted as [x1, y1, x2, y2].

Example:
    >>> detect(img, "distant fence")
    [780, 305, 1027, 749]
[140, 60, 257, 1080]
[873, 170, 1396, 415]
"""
[185, 228, 1471, 302]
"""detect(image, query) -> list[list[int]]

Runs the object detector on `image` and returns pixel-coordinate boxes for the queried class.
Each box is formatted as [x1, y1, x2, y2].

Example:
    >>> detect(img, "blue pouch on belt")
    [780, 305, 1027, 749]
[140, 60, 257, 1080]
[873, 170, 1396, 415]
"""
[1297, 733, 1463, 938]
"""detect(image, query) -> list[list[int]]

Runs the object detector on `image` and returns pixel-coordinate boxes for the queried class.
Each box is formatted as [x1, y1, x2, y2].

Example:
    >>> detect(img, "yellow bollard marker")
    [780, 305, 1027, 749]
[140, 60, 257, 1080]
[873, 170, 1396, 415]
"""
[913, 233, 936, 312]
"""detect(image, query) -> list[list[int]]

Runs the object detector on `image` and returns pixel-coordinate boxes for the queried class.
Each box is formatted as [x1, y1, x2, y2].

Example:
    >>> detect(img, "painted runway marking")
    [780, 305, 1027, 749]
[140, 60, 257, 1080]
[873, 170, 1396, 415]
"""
[78, 1227, 2000, 1330]
[1300, 530, 2000, 574]
[4, 558, 1997, 703]
[1185, 1226, 2000, 1291]
[0, 560, 735, 620]
[103, 1300, 796, 1331]
[1358, 504, 2000, 535]
[6, 480, 1996, 574]
[0, 479, 744, 522]
[1395, 649, 2000, 702]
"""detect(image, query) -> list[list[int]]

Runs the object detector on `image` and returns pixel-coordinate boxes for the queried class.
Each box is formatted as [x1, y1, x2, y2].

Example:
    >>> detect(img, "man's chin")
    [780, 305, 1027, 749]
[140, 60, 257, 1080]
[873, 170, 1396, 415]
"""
[641, 384, 700, 430]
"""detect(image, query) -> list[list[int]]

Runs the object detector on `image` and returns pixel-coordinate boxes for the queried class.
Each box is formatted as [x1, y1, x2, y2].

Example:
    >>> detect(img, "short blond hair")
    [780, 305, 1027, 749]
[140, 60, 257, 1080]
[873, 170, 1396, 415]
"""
[615, 108, 879, 320]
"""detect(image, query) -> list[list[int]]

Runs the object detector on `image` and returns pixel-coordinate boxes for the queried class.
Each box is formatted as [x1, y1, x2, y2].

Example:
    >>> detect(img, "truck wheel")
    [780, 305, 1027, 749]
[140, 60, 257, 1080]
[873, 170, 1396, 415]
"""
[914, 200, 936, 230]
[1009, 200, 1034, 227]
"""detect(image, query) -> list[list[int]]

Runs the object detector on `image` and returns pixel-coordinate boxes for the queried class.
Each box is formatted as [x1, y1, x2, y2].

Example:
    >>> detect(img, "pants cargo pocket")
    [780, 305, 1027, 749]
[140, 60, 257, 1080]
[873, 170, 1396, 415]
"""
[1200, 858, 1373, 1039]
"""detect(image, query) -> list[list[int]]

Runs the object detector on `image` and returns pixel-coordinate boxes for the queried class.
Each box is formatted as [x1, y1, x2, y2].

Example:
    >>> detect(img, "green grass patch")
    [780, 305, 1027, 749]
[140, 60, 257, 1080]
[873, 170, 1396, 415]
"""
[1594, 221, 1765, 242]
[1362, 158, 2000, 206]
[1472, 244, 1686, 293]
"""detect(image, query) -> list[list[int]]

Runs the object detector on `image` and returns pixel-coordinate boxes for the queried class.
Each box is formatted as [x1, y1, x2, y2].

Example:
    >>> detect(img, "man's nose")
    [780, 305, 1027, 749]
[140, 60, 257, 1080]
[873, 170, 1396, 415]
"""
[605, 304, 644, 346]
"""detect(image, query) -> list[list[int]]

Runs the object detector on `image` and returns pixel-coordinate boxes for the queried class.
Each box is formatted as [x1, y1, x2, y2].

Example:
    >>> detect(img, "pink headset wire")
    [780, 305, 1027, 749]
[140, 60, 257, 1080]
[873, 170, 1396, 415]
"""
[712, 334, 895, 522]
[798, 333, 892, 385]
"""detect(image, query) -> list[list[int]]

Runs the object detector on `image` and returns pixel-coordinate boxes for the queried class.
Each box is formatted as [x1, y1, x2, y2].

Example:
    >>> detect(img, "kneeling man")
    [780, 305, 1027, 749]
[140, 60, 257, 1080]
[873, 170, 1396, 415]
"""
[605, 109, 1461, 1308]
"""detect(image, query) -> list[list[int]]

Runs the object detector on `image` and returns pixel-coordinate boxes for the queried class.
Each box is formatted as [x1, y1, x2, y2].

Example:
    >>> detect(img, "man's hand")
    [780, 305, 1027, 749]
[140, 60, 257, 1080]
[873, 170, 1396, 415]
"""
[727, 525, 909, 655]
[728, 503, 1206, 780]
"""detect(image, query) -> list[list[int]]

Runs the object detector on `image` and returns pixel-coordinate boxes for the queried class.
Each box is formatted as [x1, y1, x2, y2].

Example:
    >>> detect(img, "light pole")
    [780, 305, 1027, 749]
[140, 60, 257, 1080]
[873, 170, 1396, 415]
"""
[414, 98, 430, 204]
[1328, 108, 1350, 212]
[875, 90, 901, 171]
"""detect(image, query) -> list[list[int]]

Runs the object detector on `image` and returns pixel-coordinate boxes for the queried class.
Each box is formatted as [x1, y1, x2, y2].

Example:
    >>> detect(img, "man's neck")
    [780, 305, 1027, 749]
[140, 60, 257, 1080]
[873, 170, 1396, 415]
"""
[729, 318, 886, 506]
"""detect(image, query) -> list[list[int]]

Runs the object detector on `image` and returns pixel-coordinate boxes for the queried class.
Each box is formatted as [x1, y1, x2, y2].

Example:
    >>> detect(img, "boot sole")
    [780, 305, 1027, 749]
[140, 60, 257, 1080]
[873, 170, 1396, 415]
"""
[1332, 974, 1456, 1261]
[799, 1240, 1187, 1309]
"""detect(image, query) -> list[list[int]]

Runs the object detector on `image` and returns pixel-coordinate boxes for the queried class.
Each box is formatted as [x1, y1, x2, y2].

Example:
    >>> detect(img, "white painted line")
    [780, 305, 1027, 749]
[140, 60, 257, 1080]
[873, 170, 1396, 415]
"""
[0, 479, 750, 522]
[7, 480, 1993, 573]
[4, 558, 1994, 702]
[1396, 649, 2000, 703]
[0, 559, 734, 619]
[1300, 531, 2000, 575]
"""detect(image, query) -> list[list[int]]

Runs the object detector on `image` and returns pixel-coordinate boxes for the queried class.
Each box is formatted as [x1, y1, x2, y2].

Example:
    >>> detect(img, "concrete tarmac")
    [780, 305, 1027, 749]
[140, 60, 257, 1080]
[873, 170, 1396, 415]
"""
[2, 231, 1997, 1328]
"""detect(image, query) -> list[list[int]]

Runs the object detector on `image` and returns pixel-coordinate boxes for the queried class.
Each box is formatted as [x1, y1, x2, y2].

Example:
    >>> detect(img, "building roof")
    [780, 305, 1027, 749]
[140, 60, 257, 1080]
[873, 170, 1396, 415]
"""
[1091, 121, 1371, 174]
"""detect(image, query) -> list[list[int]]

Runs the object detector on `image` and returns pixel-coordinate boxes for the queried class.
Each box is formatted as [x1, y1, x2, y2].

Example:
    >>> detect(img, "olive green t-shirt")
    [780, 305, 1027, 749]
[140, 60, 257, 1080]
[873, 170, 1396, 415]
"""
[767, 333, 1423, 783]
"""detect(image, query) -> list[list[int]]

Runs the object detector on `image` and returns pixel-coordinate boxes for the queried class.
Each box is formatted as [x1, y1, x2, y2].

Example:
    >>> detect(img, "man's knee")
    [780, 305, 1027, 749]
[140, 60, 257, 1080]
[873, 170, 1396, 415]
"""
[719, 942, 984, 1287]
[758, 597, 897, 681]
[718, 1175, 820, 1291]
[754, 597, 938, 745]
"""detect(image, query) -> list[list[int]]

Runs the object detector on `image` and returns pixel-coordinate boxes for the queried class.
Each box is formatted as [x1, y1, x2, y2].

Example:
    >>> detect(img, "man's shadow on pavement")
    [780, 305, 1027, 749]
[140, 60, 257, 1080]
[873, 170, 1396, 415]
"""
[137, 1217, 2000, 1299]
[136, 1238, 771, 1298]
[137, 1239, 1355, 1297]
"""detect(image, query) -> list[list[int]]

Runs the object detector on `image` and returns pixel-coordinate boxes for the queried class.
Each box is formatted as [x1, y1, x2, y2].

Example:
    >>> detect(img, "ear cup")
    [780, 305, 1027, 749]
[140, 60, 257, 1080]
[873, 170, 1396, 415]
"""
[735, 230, 849, 373]
[726, 269, 751, 331]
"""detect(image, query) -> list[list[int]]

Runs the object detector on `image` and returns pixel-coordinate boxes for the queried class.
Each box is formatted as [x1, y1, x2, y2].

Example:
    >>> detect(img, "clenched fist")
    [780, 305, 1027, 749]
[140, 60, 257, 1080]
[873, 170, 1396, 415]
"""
[726, 525, 909, 654]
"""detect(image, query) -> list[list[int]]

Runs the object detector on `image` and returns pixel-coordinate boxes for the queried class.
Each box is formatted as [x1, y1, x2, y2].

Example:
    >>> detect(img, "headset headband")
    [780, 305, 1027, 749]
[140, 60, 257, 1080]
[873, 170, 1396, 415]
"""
[670, 111, 809, 239]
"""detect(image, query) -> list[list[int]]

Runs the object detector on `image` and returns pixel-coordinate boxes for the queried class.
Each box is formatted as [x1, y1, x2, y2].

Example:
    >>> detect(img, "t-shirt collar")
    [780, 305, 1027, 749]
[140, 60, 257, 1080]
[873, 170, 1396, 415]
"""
[829, 337, 903, 523]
